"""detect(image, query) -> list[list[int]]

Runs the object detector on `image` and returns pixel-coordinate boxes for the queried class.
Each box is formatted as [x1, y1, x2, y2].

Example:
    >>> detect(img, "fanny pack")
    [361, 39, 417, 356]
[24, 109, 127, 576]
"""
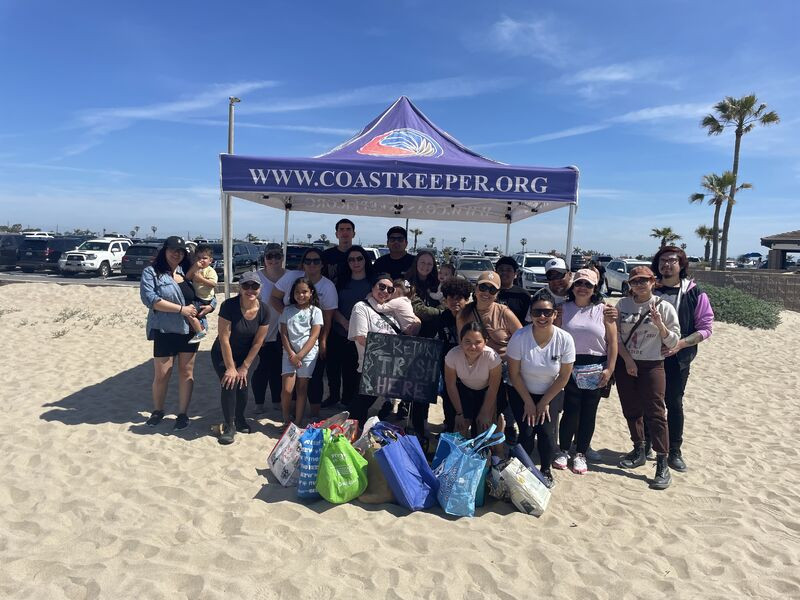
[571, 363, 605, 390]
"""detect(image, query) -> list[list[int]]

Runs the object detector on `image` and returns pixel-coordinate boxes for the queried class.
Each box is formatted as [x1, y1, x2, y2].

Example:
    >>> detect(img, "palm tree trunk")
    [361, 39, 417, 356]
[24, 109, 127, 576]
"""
[720, 130, 743, 270]
[711, 202, 722, 269]
[704, 240, 711, 263]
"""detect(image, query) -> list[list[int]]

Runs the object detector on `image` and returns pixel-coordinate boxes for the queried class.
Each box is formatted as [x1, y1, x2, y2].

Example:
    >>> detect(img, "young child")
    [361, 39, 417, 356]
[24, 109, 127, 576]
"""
[187, 244, 218, 343]
[279, 277, 324, 425]
[429, 263, 455, 301]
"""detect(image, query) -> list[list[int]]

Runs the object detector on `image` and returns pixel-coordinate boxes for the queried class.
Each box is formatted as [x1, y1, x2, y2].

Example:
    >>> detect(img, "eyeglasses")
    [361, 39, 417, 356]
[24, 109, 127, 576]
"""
[240, 282, 261, 290]
[546, 271, 566, 281]
[477, 283, 499, 294]
[348, 255, 365, 263]
[376, 283, 395, 294]
[629, 278, 651, 286]
[572, 280, 594, 289]
[531, 308, 556, 317]
[659, 257, 679, 265]
[302, 258, 322, 265]
[265, 253, 282, 260]
[387, 236, 405, 242]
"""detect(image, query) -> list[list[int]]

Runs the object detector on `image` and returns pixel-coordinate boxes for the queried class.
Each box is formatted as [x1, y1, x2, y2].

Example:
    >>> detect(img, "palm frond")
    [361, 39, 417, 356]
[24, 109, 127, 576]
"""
[689, 193, 705, 203]
[760, 110, 780, 125]
[701, 115, 724, 134]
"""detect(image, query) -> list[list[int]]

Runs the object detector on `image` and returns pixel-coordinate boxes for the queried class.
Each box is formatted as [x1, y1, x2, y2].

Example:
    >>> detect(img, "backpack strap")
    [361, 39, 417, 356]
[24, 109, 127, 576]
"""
[623, 297, 662, 347]
[365, 302, 403, 336]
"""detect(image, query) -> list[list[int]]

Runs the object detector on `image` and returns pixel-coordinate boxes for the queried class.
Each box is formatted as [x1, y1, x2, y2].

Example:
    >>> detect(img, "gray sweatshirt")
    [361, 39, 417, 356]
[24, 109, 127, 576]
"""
[617, 296, 680, 361]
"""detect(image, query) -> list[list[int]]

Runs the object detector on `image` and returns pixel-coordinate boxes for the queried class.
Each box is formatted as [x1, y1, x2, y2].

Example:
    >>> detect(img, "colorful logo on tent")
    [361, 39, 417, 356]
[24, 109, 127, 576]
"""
[357, 128, 443, 158]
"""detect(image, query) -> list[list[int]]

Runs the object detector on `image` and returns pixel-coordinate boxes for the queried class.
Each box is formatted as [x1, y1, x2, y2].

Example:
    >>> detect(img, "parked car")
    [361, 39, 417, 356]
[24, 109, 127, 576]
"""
[120, 243, 162, 279]
[605, 258, 652, 296]
[0, 234, 25, 270]
[285, 244, 313, 270]
[59, 237, 132, 277]
[17, 236, 88, 273]
[589, 254, 613, 268]
[456, 256, 494, 283]
[210, 242, 261, 278]
[483, 249, 500, 265]
[513, 253, 556, 291]
[361, 247, 381, 263]
[570, 254, 587, 270]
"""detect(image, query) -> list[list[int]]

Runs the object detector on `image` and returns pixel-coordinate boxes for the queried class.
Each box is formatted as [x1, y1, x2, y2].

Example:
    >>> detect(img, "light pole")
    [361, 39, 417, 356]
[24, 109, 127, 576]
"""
[222, 96, 240, 298]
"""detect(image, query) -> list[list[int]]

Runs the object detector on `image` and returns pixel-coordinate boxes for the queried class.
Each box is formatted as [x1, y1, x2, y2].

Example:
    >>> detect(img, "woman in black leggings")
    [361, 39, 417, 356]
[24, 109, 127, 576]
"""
[211, 271, 270, 445]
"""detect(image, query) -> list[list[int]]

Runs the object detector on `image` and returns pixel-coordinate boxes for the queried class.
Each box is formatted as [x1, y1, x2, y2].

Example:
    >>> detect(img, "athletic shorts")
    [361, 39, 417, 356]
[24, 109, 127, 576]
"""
[151, 330, 199, 358]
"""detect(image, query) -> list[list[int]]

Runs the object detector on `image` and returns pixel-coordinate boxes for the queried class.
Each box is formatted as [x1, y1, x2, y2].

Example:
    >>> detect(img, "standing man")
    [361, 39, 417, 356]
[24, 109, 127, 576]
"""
[322, 218, 356, 284]
[651, 246, 714, 472]
[494, 256, 531, 324]
[544, 257, 573, 306]
[373, 226, 414, 279]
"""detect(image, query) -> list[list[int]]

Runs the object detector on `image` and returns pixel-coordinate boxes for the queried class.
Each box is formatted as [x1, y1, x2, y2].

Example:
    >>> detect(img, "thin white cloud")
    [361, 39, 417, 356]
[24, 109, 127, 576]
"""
[473, 124, 609, 149]
[485, 15, 570, 67]
[170, 118, 355, 137]
[1, 162, 129, 178]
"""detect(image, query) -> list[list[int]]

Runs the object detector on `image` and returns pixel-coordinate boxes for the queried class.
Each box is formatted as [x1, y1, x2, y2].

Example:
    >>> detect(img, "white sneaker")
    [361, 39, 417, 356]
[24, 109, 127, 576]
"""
[552, 451, 569, 470]
[572, 453, 588, 474]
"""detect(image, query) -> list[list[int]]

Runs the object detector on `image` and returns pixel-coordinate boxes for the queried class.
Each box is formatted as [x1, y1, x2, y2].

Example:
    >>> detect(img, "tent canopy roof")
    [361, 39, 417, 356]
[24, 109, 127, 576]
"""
[220, 96, 579, 224]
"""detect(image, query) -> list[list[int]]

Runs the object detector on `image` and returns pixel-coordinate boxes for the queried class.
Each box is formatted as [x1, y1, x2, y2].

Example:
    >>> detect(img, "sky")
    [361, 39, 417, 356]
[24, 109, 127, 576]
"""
[2, 0, 799, 258]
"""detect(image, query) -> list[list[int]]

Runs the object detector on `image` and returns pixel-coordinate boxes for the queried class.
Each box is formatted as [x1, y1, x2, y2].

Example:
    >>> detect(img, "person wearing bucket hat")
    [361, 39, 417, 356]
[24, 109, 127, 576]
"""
[615, 264, 681, 489]
[211, 270, 271, 444]
[139, 235, 200, 431]
[553, 269, 618, 474]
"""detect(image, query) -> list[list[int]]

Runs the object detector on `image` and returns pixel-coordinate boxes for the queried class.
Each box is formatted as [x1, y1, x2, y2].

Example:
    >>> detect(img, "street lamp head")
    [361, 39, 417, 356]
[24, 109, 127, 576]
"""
[229, 97, 241, 104]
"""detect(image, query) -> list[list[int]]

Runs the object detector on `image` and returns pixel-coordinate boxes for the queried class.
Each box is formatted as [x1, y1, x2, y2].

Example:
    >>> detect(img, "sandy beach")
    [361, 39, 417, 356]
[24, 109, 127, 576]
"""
[1, 281, 798, 599]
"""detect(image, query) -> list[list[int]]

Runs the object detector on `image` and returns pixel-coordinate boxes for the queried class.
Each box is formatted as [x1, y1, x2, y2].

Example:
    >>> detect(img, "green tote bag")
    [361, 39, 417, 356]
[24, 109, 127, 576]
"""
[316, 431, 368, 504]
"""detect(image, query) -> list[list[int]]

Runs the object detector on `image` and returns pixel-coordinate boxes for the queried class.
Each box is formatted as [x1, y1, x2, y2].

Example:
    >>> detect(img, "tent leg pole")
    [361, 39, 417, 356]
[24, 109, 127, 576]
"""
[221, 193, 231, 299]
[565, 204, 576, 267]
[226, 194, 234, 292]
[504, 222, 511, 255]
[282, 206, 290, 269]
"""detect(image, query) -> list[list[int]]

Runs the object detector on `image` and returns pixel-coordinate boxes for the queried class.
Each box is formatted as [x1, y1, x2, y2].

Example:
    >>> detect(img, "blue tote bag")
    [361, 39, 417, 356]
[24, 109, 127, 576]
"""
[297, 427, 327, 499]
[375, 434, 439, 511]
[433, 425, 505, 517]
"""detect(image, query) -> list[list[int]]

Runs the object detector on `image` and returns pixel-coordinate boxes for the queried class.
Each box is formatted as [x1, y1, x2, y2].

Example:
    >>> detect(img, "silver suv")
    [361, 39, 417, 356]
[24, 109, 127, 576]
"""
[59, 237, 131, 277]
[605, 258, 651, 296]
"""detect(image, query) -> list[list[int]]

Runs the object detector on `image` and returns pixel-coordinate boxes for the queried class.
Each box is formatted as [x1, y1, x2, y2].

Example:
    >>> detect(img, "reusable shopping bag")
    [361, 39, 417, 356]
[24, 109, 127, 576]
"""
[375, 434, 439, 511]
[297, 427, 327, 499]
[508, 443, 549, 487]
[316, 432, 368, 504]
[353, 416, 380, 453]
[499, 457, 552, 517]
[433, 425, 505, 517]
[267, 423, 304, 487]
[358, 437, 396, 505]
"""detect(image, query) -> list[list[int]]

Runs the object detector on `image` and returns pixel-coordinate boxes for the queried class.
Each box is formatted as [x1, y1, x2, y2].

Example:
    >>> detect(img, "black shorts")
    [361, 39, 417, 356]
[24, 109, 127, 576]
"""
[151, 330, 200, 358]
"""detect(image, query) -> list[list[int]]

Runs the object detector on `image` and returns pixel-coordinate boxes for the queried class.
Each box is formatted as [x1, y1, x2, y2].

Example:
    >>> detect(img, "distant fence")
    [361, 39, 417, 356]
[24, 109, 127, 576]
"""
[692, 269, 800, 312]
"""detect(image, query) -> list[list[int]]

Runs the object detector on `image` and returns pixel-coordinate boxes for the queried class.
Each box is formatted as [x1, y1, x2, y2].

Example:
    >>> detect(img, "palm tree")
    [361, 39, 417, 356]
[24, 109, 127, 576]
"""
[650, 227, 682, 248]
[695, 225, 713, 263]
[701, 94, 779, 269]
[460, 236, 466, 250]
[428, 237, 436, 248]
[133, 225, 140, 237]
[306, 233, 312, 243]
[410, 227, 423, 251]
[150, 225, 157, 238]
[520, 237, 528, 252]
[690, 172, 752, 269]
[319, 234, 328, 243]
[680, 243, 687, 250]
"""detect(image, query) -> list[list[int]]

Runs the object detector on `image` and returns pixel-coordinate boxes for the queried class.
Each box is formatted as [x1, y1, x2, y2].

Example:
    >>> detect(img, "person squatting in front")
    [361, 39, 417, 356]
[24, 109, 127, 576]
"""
[615, 265, 681, 490]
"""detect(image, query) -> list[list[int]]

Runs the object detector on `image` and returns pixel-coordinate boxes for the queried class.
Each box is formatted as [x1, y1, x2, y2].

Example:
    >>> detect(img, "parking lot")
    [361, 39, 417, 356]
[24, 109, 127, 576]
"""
[0, 269, 139, 287]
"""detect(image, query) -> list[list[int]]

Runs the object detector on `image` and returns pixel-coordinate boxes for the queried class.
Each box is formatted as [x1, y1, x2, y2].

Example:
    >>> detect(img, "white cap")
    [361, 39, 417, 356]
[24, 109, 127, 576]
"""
[544, 257, 568, 273]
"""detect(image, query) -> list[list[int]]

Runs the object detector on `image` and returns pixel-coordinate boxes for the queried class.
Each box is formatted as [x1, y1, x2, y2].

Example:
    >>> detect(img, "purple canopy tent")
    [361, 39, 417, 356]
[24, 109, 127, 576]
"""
[219, 96, 579, 293]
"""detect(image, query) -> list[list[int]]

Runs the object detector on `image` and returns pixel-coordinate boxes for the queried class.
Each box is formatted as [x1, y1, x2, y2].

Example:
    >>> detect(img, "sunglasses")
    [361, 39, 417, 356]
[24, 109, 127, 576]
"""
[546, 271, 566, 281]
[629, 278, 652, 286]
[573, 280, 594, 289]
[348, 255, 365, 263]
[388, 236, 405, 242]
[302, 258, 322, 265]
[531, 308, 556, 318]
[477, 283, 499, 294]
[376, 283, 395, 294]
[240, 282, 261, 290]
[265, 252, 282, 260]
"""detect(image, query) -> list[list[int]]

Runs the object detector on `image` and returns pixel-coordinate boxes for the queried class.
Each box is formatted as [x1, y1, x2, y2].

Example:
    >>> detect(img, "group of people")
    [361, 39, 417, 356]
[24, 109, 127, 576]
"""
[140, 222, 713, 491]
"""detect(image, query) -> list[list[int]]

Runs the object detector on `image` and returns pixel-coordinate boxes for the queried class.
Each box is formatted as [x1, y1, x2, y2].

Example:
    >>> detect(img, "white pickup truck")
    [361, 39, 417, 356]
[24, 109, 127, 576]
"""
[59, 237, 132, 277]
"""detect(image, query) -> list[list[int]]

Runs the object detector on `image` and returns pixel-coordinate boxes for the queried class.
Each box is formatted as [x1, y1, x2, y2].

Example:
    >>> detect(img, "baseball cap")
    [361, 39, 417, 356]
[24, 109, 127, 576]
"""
[495, 256, 519, 271]
[164, 236, 187, 251]
[628, 266, 656, 280]
[476, 271, 501, 287]
[544, 257, 568, 273]
[572, 268, 599, 286]
[386, 226, 407, 240]
[239, 271, 261, 285]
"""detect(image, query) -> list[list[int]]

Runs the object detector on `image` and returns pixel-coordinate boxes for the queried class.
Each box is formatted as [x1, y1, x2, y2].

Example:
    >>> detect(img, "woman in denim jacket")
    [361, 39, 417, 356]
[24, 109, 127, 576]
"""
[140, 236, 215, 430]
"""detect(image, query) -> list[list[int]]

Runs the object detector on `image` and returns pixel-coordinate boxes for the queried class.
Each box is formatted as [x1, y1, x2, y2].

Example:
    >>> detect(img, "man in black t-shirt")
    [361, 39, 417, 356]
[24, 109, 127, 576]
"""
[494, 256, 531, 324]
[373, 226, 414, 279]
[321, 218, 356, 284]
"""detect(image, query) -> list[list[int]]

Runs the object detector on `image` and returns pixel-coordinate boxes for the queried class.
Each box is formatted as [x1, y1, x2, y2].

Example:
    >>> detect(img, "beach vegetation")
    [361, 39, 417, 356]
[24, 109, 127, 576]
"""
[51, 328, 69, 338]
[703, 283, 781, 330]
[0, 307, 22, 318]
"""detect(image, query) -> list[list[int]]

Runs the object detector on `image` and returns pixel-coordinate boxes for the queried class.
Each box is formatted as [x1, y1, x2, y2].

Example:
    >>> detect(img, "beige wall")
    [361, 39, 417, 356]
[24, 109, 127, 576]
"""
[692, 270, 800, 312]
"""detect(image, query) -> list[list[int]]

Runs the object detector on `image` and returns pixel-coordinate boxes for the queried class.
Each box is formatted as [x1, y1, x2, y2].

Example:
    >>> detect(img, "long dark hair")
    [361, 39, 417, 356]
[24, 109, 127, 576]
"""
[289, 277, 320, 308]
[152, 243, 190, 275]
[652, 245, 689, 280]
[405, 249, 439, 298]
[336, 245, 375, 291]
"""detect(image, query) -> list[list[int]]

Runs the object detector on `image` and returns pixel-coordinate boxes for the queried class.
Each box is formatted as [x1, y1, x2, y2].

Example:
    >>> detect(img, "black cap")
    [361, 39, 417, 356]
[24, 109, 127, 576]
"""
[495, 256, 519, 271]
[164, 236, 187, 251]
[387, 226, 407, 240]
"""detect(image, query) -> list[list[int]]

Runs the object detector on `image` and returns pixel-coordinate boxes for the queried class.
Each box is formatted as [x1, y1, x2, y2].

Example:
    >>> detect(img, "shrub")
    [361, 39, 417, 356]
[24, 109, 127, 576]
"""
[702, 283, 781, 330]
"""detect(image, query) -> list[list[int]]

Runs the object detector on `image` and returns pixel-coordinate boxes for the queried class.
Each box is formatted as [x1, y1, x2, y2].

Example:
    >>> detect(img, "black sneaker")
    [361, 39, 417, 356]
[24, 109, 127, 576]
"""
[541, 468, 556, 489]
[235, 418, 251, 434]
[218, 424, 235, 445]
[145, 410, 164, 427]
[173, 413, 189, 431]
[668, 449, 687, 472]
[377, 401, 393, 421]
[321, 396, 340, 409]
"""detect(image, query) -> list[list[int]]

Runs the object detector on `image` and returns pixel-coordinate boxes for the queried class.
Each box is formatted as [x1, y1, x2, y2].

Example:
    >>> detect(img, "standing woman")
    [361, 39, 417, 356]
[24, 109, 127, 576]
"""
[347, 273, 404, 427]
[251, 244, 285, 412]
[270, 247, 338, 420]
[326, 245, 375, 409]
[140, 236, 202, 431]
[507, 289, 575, 488]
[554, 269, 617, 474]
[211, 271, 270, 445]
[615, 266, 680, 490]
